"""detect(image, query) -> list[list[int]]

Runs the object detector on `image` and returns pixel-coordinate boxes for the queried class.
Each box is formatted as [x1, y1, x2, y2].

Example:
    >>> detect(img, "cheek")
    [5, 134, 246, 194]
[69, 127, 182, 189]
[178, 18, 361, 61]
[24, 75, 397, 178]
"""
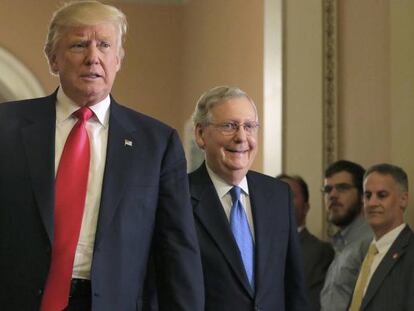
[248, 137, 258, 151]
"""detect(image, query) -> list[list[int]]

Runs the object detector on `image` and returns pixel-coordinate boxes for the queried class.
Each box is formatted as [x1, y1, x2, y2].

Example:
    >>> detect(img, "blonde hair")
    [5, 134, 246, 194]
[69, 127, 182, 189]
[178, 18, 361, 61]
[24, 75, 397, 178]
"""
[44, 0, 127, 71]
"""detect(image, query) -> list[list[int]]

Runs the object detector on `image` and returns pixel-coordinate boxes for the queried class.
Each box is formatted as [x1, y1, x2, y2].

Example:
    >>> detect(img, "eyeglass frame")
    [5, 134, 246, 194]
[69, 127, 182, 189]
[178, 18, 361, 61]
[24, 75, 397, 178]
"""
[206, 121, 260, 136]
[321, 183, 357, 194]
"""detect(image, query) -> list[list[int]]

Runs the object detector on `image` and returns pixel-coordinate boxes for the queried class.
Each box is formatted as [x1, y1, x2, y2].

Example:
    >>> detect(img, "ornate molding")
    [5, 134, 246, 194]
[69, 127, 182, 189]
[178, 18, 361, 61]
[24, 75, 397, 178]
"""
[323, 0, 339, 238]
[323, 0, 338, 166]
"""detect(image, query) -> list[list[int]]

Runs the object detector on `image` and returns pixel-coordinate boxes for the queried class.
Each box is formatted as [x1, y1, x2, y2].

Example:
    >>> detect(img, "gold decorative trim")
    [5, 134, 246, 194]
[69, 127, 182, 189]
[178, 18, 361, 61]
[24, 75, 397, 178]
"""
[323, 0, 338, 166]
[323, 0, 338, 238]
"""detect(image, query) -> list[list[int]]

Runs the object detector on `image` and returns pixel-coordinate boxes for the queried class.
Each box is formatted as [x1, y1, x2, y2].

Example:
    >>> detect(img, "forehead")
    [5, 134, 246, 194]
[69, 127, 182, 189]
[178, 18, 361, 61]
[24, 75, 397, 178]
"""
[364, 172, 398, 191]
[210, 97, 256, 121]
[63, 23, 117, 40]
[325, 171, 354, 185]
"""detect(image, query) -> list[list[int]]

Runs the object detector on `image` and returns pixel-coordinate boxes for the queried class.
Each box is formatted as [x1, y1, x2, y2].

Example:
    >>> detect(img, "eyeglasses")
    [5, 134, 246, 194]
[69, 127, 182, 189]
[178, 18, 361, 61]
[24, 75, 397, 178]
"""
[208, 121, 260, 136]
[321, 183, 356, 194]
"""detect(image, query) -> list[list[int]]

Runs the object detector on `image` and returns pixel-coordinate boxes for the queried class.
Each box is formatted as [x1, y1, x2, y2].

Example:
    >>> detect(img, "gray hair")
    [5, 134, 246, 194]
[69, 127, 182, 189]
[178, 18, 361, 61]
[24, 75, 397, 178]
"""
[44, 0, 127, 73]
[192, 85, 257, 126]
[364, 163, 409, 192]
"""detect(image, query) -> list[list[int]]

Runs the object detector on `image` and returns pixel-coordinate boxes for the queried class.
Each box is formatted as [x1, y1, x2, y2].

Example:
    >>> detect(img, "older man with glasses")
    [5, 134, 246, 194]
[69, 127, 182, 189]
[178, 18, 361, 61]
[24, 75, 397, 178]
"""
[320, 160, 373, 311]
[188, 85, 308, 311]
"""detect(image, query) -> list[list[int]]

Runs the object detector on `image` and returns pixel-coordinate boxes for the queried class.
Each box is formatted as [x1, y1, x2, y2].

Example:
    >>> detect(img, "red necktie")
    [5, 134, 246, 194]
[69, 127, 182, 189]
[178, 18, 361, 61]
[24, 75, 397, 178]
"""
[40, 107, 93, 311]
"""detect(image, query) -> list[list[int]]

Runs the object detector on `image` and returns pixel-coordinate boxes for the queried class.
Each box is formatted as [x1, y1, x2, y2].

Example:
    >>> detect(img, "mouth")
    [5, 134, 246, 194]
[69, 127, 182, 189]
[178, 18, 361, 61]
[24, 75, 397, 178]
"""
[225, 149, 249, 156]
[329, 203, 342, 210]
[366, 209, 383, 216]
[81, 73, 103, 79]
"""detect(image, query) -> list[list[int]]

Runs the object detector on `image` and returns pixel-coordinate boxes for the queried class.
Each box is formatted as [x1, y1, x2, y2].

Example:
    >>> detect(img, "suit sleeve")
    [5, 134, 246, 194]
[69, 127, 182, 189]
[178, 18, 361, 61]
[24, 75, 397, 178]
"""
[285, 187, 310, 311]
[152, 129, 204, 310]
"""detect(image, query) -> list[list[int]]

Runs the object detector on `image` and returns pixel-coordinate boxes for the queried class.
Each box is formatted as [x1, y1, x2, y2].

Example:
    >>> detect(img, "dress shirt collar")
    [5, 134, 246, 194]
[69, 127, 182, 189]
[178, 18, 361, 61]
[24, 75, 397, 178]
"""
[56, 87, 110, 127]
[297, 225, 305, 233]
[205, 163, 249, 198]
[373, 223, 406, 253]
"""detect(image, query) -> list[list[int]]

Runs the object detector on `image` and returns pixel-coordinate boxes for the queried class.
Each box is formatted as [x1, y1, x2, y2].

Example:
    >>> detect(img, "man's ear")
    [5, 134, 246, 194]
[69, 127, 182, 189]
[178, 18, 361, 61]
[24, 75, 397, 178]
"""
[194, 124, 206, 150]
[115, 54, 122, 72]
[304, 202, 310, 216]
[400, 191, 409, 211]
[48, 52, 59, 74]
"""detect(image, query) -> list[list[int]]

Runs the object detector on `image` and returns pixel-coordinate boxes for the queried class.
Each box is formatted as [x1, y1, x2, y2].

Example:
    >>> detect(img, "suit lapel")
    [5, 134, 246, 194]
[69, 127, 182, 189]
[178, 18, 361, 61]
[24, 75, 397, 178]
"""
[21, 94, 56, 242]
[190, 164, 254, 297]
[248, 173, 277, 301]
[94, 100, 136, 247]
[361, 225, 412, 310]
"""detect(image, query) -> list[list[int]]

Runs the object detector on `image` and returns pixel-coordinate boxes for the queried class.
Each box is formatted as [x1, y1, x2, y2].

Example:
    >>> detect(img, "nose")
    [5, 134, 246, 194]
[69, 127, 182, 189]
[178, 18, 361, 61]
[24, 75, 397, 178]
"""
[327, 187, 340, 201]
[233, 124, 248, 141]
[84, 45, 100, 66]
[364, 195, 379, 207]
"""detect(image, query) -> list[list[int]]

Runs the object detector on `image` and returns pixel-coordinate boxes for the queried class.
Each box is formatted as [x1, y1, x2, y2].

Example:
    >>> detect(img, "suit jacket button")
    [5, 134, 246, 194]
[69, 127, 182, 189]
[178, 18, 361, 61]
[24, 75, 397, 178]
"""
[37, 289, 43, 296]
[254, 306, 261, 311]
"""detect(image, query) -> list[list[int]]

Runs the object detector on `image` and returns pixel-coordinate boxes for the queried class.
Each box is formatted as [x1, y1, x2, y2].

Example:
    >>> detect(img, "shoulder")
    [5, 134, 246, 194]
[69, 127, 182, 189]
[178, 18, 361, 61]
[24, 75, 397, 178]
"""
[110, 99, 174, 135]
[0, 95, 53, 115]
[247, 170, 289, 190]
[0, 94, 56, 129]
[302, 229, 334, 254]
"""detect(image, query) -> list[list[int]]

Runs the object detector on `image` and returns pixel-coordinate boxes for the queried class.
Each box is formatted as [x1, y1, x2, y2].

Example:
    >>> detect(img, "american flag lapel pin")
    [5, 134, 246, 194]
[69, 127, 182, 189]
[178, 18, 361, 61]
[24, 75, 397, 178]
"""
[124, 139, 133, 147]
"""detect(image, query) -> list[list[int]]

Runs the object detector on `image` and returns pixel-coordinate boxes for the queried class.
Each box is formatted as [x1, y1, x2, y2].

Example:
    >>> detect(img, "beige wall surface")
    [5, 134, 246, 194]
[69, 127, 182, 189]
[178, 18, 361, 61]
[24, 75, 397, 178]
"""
[390, 1, 414, 227]
[284, 0, 324, 237]
[338, 0, 414, 228]
[338, 0, 391, 166]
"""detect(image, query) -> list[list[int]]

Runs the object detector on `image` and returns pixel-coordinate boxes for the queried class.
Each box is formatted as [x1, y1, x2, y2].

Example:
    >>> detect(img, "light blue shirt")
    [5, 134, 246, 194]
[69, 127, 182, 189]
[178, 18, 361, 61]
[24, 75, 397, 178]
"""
[320, 216, 373, 311]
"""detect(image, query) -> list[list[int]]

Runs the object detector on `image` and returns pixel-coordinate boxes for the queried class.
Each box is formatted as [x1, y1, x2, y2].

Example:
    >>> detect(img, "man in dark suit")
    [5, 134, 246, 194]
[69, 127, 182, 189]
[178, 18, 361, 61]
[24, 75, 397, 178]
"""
[348, 163, 414, 311]
[188, 86, 308, 310]
[278, 174, 334, 311]
[0, 2, 203, 311]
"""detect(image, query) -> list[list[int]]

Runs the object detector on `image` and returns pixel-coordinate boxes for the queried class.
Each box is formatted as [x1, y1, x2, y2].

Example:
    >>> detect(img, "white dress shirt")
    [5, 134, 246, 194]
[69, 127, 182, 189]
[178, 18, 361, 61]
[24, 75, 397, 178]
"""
[363, 223, 406, 296]
[205, 165, 255, 240]
[55, 88, 110, 279]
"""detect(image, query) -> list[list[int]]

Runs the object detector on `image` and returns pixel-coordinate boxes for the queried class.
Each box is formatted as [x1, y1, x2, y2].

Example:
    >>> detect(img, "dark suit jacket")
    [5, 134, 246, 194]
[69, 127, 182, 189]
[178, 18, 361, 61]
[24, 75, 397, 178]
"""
[299, 228, 334, 311]
[188, 164, 308, 311]
[0, 92, 204, 311]
[358, 225, 414, 311]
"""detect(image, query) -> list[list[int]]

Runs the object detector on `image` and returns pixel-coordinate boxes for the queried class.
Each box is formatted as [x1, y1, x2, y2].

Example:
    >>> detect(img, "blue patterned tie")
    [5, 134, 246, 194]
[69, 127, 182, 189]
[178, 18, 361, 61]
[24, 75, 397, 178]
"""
[229, 186, 255, 289]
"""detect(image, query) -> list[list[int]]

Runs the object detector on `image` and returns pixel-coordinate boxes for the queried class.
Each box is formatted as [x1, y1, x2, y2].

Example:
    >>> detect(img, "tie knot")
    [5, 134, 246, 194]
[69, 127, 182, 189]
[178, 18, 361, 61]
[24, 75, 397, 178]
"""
[230, 186, 241, 203]
[74, 107, 93, 122]
[368, 243, 378, 255]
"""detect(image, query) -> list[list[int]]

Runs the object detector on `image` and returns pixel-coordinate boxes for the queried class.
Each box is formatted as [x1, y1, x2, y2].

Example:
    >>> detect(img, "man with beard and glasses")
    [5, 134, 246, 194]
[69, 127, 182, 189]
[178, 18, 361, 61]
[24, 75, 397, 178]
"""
[320, 160, 373, 311]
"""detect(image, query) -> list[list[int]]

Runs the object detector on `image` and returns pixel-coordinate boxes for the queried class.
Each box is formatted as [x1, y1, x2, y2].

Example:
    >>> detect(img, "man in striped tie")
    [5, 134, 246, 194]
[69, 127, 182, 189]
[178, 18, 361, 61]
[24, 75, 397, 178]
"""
[188, 85, 309, 311]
